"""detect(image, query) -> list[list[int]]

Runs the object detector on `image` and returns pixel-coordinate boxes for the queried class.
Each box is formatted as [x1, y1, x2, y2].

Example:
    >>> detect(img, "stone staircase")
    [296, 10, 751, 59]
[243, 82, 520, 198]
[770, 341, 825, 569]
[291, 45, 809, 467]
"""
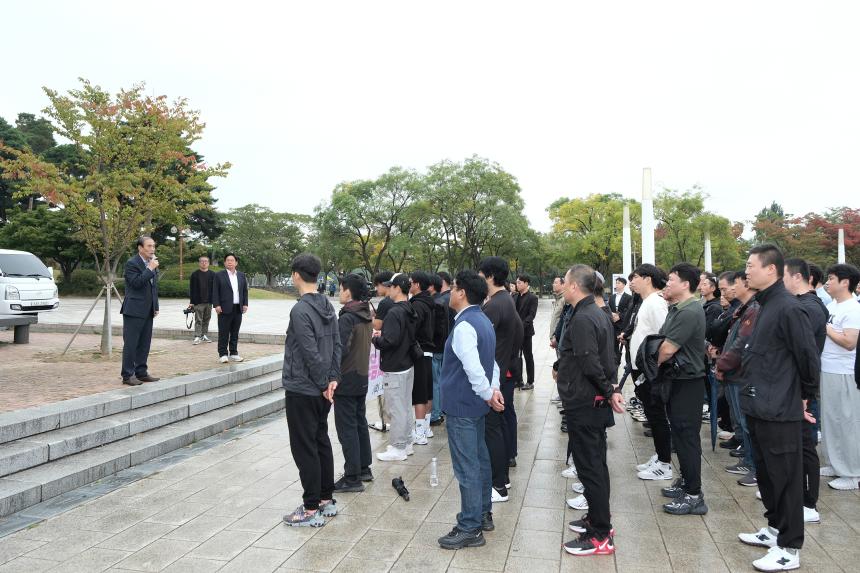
[0, 355, 285, 518]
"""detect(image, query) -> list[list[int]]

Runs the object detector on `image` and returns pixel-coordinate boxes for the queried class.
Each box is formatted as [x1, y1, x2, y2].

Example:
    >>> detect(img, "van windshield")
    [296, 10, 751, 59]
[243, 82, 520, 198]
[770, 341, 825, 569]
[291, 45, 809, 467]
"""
[0, 254, 51, 279]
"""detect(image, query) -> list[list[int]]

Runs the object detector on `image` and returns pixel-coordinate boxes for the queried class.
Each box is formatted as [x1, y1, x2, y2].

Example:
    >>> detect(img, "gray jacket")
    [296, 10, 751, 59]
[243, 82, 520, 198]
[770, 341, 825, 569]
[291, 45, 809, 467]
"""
[282, 293, 341, 396]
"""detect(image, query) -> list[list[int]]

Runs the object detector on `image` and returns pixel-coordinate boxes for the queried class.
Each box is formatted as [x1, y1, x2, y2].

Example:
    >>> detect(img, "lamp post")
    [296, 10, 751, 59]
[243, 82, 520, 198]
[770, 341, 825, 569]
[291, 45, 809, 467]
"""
[171, 226, 185, 280]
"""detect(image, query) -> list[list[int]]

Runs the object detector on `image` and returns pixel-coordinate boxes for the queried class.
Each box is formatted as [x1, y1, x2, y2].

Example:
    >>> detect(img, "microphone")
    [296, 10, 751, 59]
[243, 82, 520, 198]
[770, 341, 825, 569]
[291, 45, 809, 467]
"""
[392, 477, 410, 501]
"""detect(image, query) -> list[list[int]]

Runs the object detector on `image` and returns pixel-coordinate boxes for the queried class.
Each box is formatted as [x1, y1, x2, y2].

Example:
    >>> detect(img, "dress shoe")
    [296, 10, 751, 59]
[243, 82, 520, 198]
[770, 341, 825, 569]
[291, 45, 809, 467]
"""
[122, 377, 142, 386]
[136, 375, 160, 383]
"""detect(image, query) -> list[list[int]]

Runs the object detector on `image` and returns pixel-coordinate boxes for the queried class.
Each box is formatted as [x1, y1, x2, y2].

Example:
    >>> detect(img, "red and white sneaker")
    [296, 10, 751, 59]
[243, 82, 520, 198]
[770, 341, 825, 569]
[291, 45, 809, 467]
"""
[563, 533, 615, 556]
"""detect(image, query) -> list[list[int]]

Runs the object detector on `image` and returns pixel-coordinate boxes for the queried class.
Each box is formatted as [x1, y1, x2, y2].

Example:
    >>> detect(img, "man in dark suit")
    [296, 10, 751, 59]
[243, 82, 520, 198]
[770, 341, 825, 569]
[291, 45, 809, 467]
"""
[512, 274, 538, 390]
[120, 236, 161, 386]
[608, 277, 632, 364]
[212, 253, 249, 363]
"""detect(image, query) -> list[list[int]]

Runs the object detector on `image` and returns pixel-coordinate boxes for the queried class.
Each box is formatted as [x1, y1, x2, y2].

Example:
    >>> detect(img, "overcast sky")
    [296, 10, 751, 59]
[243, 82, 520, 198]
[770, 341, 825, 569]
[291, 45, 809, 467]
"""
[3, 1, 857, 233]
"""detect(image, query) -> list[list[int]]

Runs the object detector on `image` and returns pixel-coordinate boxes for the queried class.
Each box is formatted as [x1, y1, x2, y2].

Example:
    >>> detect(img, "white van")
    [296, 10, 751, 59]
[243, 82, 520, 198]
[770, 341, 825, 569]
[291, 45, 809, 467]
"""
[0, 249, 60, 315]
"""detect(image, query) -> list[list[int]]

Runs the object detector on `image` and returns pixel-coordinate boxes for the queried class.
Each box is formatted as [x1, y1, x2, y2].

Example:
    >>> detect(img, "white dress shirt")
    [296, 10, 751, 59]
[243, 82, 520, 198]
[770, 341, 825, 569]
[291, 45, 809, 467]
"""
[227, 270, 240, 304]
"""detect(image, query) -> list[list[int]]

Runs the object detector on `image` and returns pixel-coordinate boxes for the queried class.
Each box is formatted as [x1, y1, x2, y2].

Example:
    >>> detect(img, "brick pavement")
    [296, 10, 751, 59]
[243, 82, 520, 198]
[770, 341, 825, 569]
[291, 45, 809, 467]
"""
[0, 301, 857, 572]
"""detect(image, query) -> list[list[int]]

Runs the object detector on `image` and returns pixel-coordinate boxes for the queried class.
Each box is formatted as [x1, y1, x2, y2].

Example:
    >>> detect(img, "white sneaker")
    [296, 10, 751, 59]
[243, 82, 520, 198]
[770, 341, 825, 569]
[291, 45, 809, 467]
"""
[636, 453, 659, 472]
[755, 489, 762, 500]
[413, 425, 428, 446]
[718, 430, 734, 440]
[752, 546, 800, 572]
[827, 476, 860, 490]
[551, 394, 562, 403]
[637, 461, 673, 481]
[193, 337, 202, 345]
[566, 494, 588, 510]
[803, 506, 820, 523]
[561, 465, 578, 479]
[229, 354, 244, 362]
[424, 418, 434, 438]
[819, 466, 836, 477]
[219, 355, 229, 363]
[571, 482, 585, 494]
[202, 335, 212, 343]
[491, 487, 509, 503]
[405, 443, 414, 456]
[376, 446, 408, 462]
[817, 431, 822, 443]
[739, 527, 778, 548]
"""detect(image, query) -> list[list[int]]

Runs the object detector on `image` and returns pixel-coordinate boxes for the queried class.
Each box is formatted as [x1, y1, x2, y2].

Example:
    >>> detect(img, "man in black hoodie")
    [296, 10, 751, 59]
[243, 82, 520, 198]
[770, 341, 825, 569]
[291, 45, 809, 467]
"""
[333, 274, 374, 493]
[409, 271, 437, 445]
[512, 275, 538, 390]
[282, 253, 341, 528]
[374, 273, 418, 462]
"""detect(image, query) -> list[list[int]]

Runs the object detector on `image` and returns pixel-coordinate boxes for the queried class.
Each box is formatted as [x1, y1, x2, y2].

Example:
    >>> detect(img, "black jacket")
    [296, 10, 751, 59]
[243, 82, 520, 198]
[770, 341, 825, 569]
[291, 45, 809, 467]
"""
[556, 297, 617, 406]
[482, 289, 524, 383]
[513, 291, 538, 337]
[189, 269, 214, 305]
[739, 281, 820, 422]
[707, 298, 740, 348]
[621, 293, 642, 340]
[282, 293, 341, 396]
[635, 333, 692, 403]
[372, 300, 417, 372]
[337, 301, 372, 395]
[702, 298, 722, 332]
[410, 291, 436, 353]
[608, 292, 632, 333]
[211, 270, 249, 313]
[121, 255, 159, 318]
[797, 291, 829, 354]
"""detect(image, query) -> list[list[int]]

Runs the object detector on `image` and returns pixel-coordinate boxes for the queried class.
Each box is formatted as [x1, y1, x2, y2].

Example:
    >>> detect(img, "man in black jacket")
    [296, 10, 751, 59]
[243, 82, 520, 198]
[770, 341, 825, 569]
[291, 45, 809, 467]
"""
[211, 254, 249, 363]
[608, 277, 632, 365]
[187, 255, 215, 345]
[737, 244, 820, 572]
[409, 271, 436, 445]
[120, 236, 161, 386]
[512, 275, 538, 390]
[373, 273, 418, 462]
[558, 264, 624, 557]
[430, 271, 453, 426]
[333, 274, 374, 493]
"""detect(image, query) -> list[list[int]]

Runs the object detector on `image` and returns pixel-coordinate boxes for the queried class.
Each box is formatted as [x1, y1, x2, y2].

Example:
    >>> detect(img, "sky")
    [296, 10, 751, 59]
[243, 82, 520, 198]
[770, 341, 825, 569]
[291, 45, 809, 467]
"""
[2, 1, 858, 233]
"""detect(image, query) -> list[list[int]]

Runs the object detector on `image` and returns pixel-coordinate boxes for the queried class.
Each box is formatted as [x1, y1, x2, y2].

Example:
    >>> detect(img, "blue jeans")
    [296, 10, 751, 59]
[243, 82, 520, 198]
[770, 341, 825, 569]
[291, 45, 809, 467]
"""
[431, 354, 443, 422]
[725, 383, 755, 470]
[446, 414, 492, 532]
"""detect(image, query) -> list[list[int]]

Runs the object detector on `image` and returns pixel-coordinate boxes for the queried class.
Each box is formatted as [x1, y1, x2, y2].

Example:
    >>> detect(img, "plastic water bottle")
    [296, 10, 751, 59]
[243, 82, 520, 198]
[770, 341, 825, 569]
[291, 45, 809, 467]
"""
[430, 457, 439, 487]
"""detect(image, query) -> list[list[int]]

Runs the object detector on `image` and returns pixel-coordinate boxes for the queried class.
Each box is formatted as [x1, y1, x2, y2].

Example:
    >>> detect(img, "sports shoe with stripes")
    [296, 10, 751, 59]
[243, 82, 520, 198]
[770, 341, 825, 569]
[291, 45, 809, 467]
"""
[563, 533, 615, 556]
[637, 461, 673, 481]
[568, 514, 616, 536]
[636, 453, 658, 472]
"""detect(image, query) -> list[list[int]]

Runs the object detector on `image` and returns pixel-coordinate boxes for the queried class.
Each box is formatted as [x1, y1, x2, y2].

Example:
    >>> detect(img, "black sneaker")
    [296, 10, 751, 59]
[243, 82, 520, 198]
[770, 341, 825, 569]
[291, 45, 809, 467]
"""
[521, 383, 534, 391]
[508, 458, 517, 468]
[644, 430, 653, 438]
[663, 493, 708, 515]
[661, 478, 686, 498]
[563, 532, 615, 556]
[438, 526, 486, 549]
[333, 476, 365, 493]
[725, 463, 750, 475]
[737, 471, 757, 487]
[482, 512, 495, 532]
[730, 446, 747, 458]
[359, 468, 374, 482]
[720, 436, 741, 449]
[429, 416, 445, 427]
[568, 513, 616, 536]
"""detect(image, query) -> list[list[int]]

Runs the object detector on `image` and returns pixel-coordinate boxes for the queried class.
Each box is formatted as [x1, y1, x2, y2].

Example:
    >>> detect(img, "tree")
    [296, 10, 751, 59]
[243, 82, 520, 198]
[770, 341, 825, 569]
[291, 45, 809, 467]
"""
[0, 116, 29, 223]
[15, 113, 56, 155]
[0, 207, 88, 281]
[219, 204, 306, 286]
[0, 79, 230, 355]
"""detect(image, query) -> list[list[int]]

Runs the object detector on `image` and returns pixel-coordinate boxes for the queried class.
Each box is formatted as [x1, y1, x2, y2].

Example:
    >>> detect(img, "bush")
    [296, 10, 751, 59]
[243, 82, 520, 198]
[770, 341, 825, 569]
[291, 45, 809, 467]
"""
[156, 279, 189, 299]
[57, 269, 103, 296]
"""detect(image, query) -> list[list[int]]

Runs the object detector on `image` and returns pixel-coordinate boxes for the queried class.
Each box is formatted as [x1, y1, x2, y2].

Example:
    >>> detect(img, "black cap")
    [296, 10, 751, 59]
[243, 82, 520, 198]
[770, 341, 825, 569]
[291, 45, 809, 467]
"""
[382, 273, 411, 290]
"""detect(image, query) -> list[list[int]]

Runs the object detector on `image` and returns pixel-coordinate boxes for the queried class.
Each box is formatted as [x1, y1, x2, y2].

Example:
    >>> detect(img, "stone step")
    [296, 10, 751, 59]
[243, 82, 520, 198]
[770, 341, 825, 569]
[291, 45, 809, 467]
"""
[0, 373, 282, 478]
[0, 389, 285, 517]
[0, 354, 282, 445]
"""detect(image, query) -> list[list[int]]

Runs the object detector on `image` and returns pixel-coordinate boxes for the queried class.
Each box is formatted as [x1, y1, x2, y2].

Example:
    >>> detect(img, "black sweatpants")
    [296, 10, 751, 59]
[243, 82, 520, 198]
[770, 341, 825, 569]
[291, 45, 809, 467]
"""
[634, 378, 672, 464]
[748, 416, 804, 549]
[567, 417, 613, 538]
[484, 409, 509, 489]
[501, 379, 517, 460]
[513, 335, 535, 385]
[667, 378, 704, 495]
[802, 419, 819, 509]
[333, 394, 372, 480]
[217, 305, 242, 357]
[285, 391, 334, 510]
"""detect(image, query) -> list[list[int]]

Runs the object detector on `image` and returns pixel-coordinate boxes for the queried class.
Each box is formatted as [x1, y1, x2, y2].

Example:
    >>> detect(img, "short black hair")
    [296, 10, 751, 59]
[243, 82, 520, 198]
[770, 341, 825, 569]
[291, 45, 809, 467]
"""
[615, 277, 627, 285]
[516, 274, 531, 284]
[553, 274, 565, 283]
[669, 262, 701, 294]
[632, 264, 667, 290]
[701, 272, 720, 297]
[430, 273, 442, 293]
[373, 271, 393, 286]
[749, 243, 785, 278]
[388, 273, 412, 294]
[437, 271, 452, 287]
[734, 270, 748, 282]
[826, 263, 860, 293]
[410, 270, 432, 291]
[478, 256, 510, 287]
[223, 253, 239, 263]
[137, 236, 153, 248]
[784, 258, 810, 282]
[454, 270, 488, 305]
[718, 271, 737, 285]
[567, 264, 597, 293]
[809, 263, 824, 287]
[291, 253, 321, 283]
[341, 273, 369, 301]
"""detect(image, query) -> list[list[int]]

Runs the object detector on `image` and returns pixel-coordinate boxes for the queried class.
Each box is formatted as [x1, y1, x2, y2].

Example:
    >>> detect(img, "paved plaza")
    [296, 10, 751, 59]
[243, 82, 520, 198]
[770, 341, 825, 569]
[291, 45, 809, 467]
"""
[0, 302, 858, 572]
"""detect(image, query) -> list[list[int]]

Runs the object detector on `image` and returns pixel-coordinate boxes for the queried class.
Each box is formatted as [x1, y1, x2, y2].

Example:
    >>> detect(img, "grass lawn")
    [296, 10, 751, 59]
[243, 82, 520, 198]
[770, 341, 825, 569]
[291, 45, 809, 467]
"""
[249, 288, 294, 300]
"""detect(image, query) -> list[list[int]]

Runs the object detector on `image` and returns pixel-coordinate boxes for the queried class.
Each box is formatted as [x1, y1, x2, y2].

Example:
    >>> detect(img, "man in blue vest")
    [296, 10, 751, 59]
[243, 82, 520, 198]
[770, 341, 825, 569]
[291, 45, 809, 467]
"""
[437, 270, 503, 550]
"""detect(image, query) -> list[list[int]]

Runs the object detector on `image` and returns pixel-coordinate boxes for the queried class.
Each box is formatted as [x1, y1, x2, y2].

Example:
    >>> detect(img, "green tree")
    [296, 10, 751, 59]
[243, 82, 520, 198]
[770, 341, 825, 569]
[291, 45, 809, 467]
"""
[0, 207, 88, 281]
[15, 113, 56, 155]
[0, 116, 29, 222]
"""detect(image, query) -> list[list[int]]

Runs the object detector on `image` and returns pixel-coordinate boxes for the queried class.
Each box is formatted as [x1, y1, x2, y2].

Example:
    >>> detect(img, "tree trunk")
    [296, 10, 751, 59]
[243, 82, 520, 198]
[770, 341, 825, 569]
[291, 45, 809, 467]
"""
[100, 269, 114, 357]
[266, 272, 274, 288]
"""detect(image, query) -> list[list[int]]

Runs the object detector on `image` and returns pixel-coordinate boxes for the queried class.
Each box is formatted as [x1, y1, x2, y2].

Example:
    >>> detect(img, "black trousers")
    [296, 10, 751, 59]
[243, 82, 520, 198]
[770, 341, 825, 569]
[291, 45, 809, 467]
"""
[634, 378, 672, 464]
[484, 409, 509, 488]
[501, 379, 517, 460]
[513, 335, 535, 385]
[667, 378, 704, 495]
[802, 419, 819, 509]
[333, 394, 372, 480]
[121, 313, 153, 379]
[567, 417, 612, 538]
[285, 391, 334, 510]
[748, 416, 804, 549]
[217, 305, 242, 357]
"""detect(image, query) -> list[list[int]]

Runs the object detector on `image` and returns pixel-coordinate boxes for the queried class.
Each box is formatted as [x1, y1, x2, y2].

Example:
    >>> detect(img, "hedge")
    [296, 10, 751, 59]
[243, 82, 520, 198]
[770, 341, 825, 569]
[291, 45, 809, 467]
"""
[57, 270, 190, 299]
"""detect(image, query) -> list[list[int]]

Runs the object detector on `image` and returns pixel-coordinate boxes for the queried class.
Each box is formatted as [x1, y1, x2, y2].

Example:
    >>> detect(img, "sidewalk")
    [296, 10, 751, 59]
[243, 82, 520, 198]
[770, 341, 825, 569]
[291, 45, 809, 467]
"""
[0, 301, 857, 572]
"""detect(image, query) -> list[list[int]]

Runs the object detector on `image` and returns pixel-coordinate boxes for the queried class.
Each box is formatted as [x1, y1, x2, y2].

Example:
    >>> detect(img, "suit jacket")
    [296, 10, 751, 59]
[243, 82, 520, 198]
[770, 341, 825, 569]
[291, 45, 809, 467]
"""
[513, 290, 538, 337]
[608, 291, 632, 332]
[211, 270, 249, 314]
[121, 255, 159, 318]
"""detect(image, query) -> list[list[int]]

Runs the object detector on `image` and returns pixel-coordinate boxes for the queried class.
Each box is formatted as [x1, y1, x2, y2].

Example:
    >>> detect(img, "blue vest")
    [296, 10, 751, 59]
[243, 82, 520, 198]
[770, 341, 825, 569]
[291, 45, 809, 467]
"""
[440, 305, 497, 417]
